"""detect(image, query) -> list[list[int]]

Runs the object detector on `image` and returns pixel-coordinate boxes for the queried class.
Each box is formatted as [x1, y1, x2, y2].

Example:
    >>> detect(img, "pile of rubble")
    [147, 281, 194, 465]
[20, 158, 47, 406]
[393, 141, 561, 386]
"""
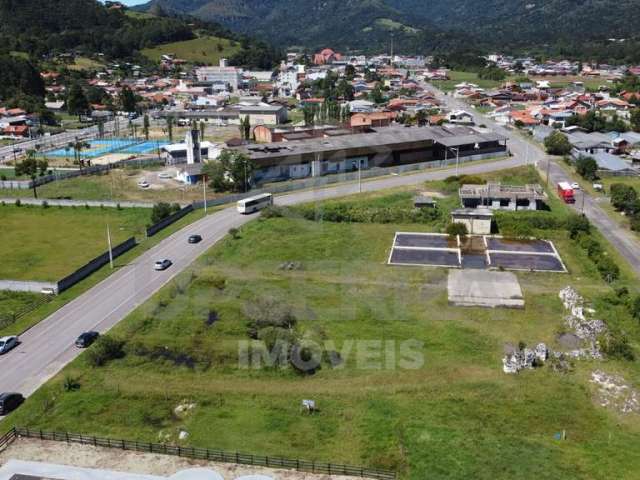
[503, 343, 548, 374]
[591, 370, 640, 414]
[557, 286, 606, 359]
[503, 286, 607, 374]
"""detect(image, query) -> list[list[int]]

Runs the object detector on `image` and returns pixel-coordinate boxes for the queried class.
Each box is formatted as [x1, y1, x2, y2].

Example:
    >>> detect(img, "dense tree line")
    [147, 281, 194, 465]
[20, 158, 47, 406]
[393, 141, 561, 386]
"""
[0, 56, 44, 100]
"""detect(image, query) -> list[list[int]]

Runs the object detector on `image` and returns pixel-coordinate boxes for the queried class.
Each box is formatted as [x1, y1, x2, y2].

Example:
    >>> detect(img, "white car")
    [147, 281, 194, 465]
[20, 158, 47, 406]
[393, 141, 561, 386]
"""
[154, 259, 172, 271]
[158, 172, 173, 180]
[571, 182, 580, 190]
[137, 180, 150, 189]
[0, 336, 18, 355]
[593, 183, 604, 191]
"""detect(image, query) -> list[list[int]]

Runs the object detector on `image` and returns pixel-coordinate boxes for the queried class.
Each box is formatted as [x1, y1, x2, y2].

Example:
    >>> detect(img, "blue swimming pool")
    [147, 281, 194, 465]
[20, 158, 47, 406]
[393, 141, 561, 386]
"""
[44, 139, 169, 159]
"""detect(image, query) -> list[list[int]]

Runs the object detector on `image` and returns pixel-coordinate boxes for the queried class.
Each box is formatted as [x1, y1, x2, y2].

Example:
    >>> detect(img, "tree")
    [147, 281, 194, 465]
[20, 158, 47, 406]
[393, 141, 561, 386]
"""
[15, 151, 48, 198]
[119, 86, 137, 113]
[344, 64, 356, 81]
[575, 156, 598, 181]
[336, 79, 354, 101]
[202, 150, 255, 193]
[631, 108, 640, 133]
[303, 104, 316, 127]
[66, 82, 89, 118]
[143, 114, 150, 140]
[610, 183, 638, 211]
[166, 116, 174, 142]
[238, 116, 251, 140]
[150, 202, 180, 224]
[544, 131, 572, 156]
[446, 222, 468, 239]
[199, 121, 206, 141]
[369, 84, 384, 104]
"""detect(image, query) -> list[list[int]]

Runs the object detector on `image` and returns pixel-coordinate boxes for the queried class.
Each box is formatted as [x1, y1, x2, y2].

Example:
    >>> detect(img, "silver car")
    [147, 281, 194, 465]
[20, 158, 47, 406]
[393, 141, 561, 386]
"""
[154, 259, 172, 271]
[0, 336, 18, 354]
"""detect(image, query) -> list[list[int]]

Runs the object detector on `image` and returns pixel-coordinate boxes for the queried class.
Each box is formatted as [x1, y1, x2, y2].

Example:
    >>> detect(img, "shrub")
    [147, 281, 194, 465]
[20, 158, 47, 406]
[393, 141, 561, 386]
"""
[566, 213, 590, 239]
[600, 331, 635, 361]
[446, 222, 468, 239]
[596, 256, 620, 283]
[610, 183, 637, 211]
[575, 156, 598, 181]
[229, 227, 240, 239]
[14, 199, 21, 207]
[86, 336, 125, 367]
[63, 375, 80, 392]
[630, 295, 640, 320]
[41, 200, 48, 209]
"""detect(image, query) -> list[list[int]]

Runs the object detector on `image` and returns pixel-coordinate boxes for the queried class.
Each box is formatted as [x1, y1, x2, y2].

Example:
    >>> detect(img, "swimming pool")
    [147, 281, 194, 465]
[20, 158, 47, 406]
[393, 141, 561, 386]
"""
[44, 139, 169, 159]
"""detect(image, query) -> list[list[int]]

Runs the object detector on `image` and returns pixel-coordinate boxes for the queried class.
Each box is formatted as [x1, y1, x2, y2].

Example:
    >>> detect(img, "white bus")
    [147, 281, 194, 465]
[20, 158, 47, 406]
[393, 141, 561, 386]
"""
[237, 193, 273, 214]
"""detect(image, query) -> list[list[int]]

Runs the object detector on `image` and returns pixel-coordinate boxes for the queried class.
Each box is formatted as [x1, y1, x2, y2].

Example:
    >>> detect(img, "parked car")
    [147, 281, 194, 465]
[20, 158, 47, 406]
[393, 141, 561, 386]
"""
[137, 180, 150, 189]
[188, 234, 202, 244]
[571, 182, 581, 190]
[0, 392, 24, 415]
[75, 331, 99, 348]
[158, 172, 173, 179]
[593, 183, 604, 192]
[154, 259, 172, 271]
[0, 336, 18, 355]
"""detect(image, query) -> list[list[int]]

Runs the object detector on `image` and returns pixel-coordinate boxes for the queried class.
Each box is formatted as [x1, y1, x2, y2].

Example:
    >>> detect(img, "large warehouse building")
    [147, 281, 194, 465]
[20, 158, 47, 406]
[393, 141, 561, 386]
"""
[237, 125, 508, 184]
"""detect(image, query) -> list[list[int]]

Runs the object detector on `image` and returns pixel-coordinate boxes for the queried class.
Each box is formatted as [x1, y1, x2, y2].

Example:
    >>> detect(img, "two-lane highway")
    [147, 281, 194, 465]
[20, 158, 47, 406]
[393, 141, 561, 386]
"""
[0, 154, 526, 398]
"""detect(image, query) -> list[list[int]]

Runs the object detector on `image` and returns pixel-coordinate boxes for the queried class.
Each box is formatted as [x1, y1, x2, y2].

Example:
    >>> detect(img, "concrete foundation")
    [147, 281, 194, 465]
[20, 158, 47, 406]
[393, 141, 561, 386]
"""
[447, 270, 524, 309]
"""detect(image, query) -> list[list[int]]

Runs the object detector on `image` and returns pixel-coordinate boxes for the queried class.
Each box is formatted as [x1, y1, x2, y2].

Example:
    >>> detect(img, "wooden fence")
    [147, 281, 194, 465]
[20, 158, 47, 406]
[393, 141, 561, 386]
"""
[11, 427, 396, 480]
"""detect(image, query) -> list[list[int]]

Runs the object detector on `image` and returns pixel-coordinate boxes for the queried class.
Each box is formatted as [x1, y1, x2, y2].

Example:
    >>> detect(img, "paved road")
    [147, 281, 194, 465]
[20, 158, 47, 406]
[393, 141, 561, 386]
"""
[0, 155, 525, 399]
[544, 158, 640, 274]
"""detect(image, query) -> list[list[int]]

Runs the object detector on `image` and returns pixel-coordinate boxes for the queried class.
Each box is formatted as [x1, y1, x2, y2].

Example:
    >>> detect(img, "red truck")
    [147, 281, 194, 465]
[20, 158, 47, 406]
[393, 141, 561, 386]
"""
[557, 182, 575, 204]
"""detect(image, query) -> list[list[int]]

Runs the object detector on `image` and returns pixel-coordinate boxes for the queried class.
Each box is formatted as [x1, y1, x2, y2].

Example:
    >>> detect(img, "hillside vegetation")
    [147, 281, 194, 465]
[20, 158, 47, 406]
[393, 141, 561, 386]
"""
[141, 35, 241, 64]
[140, 0, 640, 61]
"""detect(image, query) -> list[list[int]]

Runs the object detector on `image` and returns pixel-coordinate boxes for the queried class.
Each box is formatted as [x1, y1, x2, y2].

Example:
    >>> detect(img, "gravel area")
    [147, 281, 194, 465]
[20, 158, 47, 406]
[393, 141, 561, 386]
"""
[0, 438, 361, 480]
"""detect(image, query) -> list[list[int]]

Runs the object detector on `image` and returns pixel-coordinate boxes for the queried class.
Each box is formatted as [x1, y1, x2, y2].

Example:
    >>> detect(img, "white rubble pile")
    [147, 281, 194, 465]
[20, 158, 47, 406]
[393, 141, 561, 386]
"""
[174, 401, 196, 416]
[558, 286, 606, 359]
[591, 370, 640, 414]
[502, 343, 548, 374]
[503, 287, 608, 374]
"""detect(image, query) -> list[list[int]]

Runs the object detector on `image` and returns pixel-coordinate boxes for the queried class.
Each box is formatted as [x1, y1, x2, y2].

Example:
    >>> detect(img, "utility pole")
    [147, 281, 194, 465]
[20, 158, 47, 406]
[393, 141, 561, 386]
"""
[107, 224, 114, 269]
[545, 158, 551, 187]
[203, 176, 208, 214]
[358, 159, 362, 193]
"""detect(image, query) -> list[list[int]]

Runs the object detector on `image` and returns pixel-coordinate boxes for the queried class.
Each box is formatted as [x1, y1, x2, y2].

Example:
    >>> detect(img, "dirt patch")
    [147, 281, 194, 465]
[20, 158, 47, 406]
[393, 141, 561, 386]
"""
[0, 438, 363, 480]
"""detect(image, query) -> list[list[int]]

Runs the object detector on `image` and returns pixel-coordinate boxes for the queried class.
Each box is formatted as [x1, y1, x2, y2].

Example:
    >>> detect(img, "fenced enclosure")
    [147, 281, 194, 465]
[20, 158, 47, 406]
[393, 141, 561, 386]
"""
[2, 427, 396, 480]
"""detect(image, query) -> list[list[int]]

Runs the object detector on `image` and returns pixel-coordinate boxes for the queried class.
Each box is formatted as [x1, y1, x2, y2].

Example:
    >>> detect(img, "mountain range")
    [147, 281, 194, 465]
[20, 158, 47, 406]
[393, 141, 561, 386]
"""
[138, 0, 640, 59]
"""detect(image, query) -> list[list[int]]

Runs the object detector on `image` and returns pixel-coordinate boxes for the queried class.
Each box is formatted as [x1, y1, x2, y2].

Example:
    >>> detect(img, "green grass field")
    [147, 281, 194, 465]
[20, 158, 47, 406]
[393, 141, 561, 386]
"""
[141, 36, 241, 65]
[431, 71, 508, 92]
[3, 167, 639, 479]
[0, 205, 150, 281]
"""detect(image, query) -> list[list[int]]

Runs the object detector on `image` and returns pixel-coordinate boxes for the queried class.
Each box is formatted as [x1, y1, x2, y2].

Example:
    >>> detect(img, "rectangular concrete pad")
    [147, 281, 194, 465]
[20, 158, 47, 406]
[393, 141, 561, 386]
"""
[390, 248, 460, 267]
[394, 234, 455, 249]
[486, 238, 554, 253]
[489, 252, 565, 272]
[447, 269, 524, 308]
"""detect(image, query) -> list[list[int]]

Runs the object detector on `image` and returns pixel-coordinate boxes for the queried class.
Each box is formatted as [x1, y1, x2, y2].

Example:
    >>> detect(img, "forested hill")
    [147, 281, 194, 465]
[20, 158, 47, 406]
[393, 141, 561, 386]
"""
[0, 0, 209, 59]
[138, 0, 640, 62]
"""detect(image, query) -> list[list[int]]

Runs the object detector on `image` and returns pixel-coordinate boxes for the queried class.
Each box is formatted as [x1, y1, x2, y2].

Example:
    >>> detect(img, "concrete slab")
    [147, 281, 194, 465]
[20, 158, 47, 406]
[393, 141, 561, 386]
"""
[447, 270, 524, 309]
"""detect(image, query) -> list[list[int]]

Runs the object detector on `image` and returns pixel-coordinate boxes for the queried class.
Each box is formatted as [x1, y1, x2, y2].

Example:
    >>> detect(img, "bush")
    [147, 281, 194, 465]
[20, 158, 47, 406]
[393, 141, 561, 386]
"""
[86, 336, 125, 367]
[566, 213, 590, 239]
[600, 331, 635, 361]
[610, 183, 638, 212]
[596, 255, 620, 283]
[629, 295, 640, 320]
[41, 200, 48, 208]
[14, 198, 21, 207]
[446, 222, 468, 239]
[575, 156, 598, 181]
[229, 227, 240, 239]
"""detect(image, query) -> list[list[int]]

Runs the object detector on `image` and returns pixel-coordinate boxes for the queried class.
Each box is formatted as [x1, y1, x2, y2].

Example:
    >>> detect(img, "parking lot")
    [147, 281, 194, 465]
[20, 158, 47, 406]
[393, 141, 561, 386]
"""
[388, 233, 566, 272]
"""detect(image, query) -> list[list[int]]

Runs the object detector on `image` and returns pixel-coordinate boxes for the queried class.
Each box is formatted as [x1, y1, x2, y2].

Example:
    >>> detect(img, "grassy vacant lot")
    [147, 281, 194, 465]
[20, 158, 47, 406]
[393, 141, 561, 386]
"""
[141, 36, 241, 65]
[431, 70, 507, 92]
[3, 167, 640, 479]
[0, 205, 150, 281]
[0, 168, 208, 204]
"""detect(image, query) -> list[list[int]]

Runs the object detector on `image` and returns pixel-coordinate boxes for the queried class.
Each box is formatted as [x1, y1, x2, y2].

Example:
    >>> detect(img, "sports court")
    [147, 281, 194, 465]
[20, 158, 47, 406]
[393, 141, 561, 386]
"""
[44, 139, 168, 159]
[388, 233, 566, 272]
